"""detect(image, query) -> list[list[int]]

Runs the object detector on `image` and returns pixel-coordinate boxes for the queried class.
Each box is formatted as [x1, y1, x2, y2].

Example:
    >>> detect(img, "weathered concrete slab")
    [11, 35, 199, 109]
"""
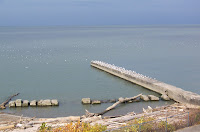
[9, 101, 15, 107]
[30, 100, 37, 106]
[15, 99, 22, 107]
[37, 100, 43, 106]
[51, 99, 59, 106]
[92, 100, 101, 104]
[22, 100, 29, 107]
[148, 95, 159, 101]
[140, 95, 149, 101]
[82, 98, 91, 104]
[42, 99, 52, 106]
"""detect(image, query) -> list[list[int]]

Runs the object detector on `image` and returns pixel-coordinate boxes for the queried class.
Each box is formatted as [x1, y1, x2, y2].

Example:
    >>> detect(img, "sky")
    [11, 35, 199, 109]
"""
[0, 0, 200, 26]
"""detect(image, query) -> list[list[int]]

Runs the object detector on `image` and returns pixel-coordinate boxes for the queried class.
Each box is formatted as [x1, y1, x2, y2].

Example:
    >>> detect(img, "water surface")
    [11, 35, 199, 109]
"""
[0, 25, 199, 117]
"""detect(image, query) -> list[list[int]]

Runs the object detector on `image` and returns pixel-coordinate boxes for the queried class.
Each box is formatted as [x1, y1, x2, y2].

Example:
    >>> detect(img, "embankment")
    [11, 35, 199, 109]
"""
[91, 61, 200, 106]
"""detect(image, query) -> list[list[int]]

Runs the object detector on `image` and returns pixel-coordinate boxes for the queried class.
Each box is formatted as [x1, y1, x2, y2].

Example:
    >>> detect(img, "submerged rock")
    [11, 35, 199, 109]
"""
[9, 101, 16, 107]
[82, 98, 91, 104]
[161, 94, 170, 101]
[148, 95, 159, 101]
[140, 95, 149, 101]
[92, 100, 101, 104]
[30, 100, 37, 106]
[109, 99, 117, 103]
[118, 97, 124, 102]
[22, 100, 29, 107]
[16, 99, 22, 107]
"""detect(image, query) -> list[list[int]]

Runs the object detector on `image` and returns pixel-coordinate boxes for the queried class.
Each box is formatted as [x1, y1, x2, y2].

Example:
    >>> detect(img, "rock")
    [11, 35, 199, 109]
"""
[22, 100, 29, 107]
[140, 95, 149, 101]
[161, 94, 170, 101]
[179, 109, 184, 112]
[9, 101, 16, 107]
[118, 97, 124, 102]
[37, 100, 43, 106]
[147, 106, 153, 113]
[16, 99, 22, 107]
[128, 101, 133, 103]
[82, 98, 91, 104]
[51, 99, 59, 106]
[16, 124, 23, 128]
[92, 100, 101, 104]
[109, 99, 117, 103]
[148, 95, 159, 101]
[16, 124, 32, 129]
[67, 116, 81, 122]
[24, 124, 33, 129]
[81, 116, 102, 123]
[143, 108, 147, 113]
[30, 100, 37, 106]
[127, 111, 136, 115]
[42, 99, 52, 106]
[143, 106, 153, 113]
[133, 98, 140, 102]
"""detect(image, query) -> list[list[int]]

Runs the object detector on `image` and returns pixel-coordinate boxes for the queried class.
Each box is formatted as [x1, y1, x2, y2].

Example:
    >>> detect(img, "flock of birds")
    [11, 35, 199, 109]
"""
[92, 60, 157, 81]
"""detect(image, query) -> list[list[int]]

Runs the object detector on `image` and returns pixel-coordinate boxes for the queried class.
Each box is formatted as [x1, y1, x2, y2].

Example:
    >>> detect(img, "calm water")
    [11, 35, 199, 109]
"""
[0, 25, 200, 118]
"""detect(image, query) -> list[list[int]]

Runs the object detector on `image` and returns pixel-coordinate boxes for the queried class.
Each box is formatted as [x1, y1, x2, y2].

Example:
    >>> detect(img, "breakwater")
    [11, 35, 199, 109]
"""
[91, 61, 200, 106]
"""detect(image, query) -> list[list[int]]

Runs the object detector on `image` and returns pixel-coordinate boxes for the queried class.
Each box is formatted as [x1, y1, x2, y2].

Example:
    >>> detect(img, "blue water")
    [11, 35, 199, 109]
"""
[0, 25, 200, 117]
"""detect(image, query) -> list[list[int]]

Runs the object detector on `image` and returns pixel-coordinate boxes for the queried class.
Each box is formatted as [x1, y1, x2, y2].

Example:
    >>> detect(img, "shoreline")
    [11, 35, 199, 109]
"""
[1, 102, 199, 131]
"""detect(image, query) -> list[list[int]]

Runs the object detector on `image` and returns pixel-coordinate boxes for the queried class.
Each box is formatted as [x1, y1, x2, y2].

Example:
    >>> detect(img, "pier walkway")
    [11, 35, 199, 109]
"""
[91, 61, 200, 106]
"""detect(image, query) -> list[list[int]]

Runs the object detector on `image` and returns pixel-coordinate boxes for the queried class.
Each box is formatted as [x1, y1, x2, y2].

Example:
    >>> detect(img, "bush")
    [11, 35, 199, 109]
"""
[39, 120, 107, 132]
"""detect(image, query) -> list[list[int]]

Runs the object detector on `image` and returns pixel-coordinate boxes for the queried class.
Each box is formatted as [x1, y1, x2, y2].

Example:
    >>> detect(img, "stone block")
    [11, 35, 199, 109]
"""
[140, 95, 149, 101]
[148, 95, 159, 101]
[92, 100, 101, 104]
[30, 100, 37, 106]
[51, 99, 59, 106]
[9, 101, 16, 107]
[37, 100, 43, 106]
[22, 100, 29, 107]
[82, 98, 91, 104]
[16, 99, 22, 107]
[42, 99, 52, 106]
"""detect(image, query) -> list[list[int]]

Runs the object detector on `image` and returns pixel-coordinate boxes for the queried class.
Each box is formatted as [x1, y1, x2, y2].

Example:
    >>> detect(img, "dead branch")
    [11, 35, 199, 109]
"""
[0, 93, 19, 109]
[96, 93, 142, 116]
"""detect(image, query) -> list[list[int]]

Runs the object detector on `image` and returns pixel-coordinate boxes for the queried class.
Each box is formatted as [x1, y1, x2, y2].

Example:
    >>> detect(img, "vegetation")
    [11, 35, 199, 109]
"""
[115, 109, 200, 132]
[38, 120, 107, 132]
[39, 108, 200, 132]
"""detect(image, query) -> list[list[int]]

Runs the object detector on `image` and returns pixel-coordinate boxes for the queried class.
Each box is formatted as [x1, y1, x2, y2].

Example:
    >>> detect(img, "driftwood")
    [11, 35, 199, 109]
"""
[0, 93, 19, 109]
[0, 125, 15, 131]
[95, 93, 142, 116]
[107, 111, 161, 123]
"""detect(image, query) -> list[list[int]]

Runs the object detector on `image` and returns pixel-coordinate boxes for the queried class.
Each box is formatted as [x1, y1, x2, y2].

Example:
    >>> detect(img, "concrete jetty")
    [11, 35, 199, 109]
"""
[91, 61, 200, 106]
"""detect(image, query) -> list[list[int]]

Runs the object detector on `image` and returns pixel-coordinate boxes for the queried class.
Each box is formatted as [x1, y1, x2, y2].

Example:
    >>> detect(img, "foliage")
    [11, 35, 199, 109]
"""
[189, 109, 200, 125]
[39, 122, 52, 132]
[39, 120, 107, 132]
[157, 121, 175, 132]
[120, 116, 154, 132]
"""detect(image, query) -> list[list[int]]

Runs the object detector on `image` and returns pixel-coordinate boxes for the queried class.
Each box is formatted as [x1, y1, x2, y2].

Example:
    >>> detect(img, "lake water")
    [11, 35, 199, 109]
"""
[0, 25, 200, 118]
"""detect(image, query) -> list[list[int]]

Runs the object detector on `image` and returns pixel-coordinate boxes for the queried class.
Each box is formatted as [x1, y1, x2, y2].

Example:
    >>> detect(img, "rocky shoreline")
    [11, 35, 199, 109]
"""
[0, 102, 199, 132]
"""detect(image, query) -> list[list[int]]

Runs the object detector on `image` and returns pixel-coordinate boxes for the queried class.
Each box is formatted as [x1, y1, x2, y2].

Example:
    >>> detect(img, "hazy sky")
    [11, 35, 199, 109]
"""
[0, 0, 200, 26]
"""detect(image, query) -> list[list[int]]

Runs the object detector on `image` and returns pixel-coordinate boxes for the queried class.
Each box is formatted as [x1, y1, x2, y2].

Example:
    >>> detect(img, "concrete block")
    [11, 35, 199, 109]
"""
[82, 98, 91, 104]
